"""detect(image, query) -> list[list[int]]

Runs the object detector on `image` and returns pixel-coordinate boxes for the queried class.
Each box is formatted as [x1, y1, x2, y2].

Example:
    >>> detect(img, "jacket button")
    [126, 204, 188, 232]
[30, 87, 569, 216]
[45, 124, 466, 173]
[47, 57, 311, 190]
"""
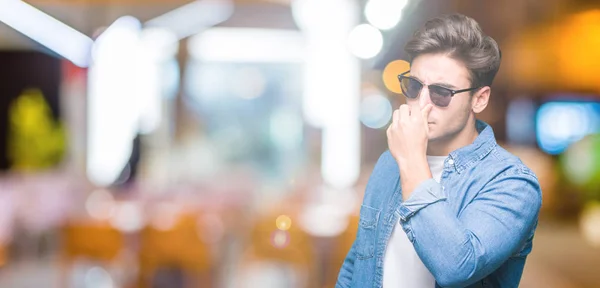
[448, 159, 455, 165]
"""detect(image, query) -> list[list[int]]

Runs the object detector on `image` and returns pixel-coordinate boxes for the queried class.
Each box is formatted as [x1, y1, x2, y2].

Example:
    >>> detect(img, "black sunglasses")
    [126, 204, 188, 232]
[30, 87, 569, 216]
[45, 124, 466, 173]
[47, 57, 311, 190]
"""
[397, 70, 481, 107]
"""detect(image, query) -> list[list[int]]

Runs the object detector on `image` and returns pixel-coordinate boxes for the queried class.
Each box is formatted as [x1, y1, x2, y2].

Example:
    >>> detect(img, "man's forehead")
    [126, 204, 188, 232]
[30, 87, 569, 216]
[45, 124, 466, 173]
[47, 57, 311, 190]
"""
[411, 55, 470, 84]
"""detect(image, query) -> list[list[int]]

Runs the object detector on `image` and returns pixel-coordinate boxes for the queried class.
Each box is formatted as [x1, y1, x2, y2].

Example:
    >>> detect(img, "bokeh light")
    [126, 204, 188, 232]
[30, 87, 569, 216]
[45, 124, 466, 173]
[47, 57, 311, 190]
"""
[347, 24, 383, 59]
[562, 134, 600, 191]
[360, 94, 393, 129]
[150, 202, 180, 231]
[109, 201, 144, 233]
[270, 230, 290, 249]
[85, 189, 116, 220]
[364, 0, 408, 30]
[275, 215, 292, 231]
[84, 266, 114, 288]
[563, 136, 596, 186]
[382, 59, 410, 94]
[580, 202, 600, 248]
[536, 102, 600, 155]
[298, 203, 349, 237]
[291, 0, 356, 33]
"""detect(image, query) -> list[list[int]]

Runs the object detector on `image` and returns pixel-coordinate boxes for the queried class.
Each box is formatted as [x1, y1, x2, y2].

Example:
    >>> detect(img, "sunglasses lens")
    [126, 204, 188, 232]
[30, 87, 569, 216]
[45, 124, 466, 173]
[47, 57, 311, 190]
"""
[429, 85, 453, 107]
[400, 77, 422, 99]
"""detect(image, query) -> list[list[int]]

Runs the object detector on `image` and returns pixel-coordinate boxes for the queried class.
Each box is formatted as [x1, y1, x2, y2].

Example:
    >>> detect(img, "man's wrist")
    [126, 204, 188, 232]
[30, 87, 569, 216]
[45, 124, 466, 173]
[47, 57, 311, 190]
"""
[397, 154, 428, 173]
[398, 155, 432, 200]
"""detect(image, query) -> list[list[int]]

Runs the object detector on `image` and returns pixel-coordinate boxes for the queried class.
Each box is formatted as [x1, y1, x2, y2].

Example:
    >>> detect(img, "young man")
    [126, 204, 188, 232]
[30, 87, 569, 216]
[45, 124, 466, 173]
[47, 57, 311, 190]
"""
[336, 14, 542, 288]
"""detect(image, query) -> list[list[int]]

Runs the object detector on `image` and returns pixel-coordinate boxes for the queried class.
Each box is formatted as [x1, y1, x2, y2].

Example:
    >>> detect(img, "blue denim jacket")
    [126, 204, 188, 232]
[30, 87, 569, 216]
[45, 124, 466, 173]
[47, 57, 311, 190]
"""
[336, 120, 542, 288]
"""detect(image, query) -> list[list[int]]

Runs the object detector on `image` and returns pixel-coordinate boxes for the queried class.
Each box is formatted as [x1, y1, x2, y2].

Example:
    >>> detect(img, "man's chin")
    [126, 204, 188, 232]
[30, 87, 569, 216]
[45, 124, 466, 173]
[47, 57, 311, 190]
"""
[427, 133, 441, 143]
[426, 126, 436, 141]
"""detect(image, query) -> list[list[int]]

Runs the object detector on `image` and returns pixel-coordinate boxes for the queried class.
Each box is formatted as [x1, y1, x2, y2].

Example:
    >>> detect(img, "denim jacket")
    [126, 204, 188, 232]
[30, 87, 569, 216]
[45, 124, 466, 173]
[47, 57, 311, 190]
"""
[336, 120, 542, 288]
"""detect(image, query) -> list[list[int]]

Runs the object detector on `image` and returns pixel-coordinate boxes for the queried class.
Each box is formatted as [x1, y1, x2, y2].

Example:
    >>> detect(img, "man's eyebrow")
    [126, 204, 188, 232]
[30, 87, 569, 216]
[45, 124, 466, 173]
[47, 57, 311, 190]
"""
[431, 81, 458, 89]
[410, 75, 458, 90]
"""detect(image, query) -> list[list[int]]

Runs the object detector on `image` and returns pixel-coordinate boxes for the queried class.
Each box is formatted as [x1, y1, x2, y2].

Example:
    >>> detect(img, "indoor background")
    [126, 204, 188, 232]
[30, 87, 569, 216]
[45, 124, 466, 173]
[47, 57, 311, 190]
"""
[0, 0, 598, 287]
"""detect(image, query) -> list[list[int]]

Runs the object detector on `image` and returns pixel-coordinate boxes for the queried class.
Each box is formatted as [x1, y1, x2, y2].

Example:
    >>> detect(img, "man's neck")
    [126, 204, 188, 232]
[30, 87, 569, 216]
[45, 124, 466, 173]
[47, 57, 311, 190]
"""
[427, 117, 479, 156]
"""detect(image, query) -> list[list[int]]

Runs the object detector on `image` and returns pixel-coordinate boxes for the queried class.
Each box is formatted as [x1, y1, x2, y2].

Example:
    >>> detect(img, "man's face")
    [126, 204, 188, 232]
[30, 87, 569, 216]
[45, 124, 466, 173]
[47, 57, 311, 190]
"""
[406, 53, 475, 143]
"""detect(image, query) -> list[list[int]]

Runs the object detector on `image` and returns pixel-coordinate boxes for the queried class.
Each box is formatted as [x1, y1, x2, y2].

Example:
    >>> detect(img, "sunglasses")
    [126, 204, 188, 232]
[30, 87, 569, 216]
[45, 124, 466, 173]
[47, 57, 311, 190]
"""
[398, 70, 481, 108]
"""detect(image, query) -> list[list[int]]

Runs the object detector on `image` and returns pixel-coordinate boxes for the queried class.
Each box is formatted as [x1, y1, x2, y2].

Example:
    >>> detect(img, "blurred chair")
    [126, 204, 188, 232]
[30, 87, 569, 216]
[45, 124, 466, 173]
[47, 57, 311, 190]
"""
[236, 210, 318, 288]
[137, 213, 214, 288]
[60, 221, 125, 287]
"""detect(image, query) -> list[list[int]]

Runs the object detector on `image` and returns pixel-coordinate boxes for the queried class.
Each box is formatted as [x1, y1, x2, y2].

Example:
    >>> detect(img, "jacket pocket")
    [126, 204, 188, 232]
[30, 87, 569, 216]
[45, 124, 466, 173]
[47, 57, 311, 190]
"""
[355, 205, 380, 260]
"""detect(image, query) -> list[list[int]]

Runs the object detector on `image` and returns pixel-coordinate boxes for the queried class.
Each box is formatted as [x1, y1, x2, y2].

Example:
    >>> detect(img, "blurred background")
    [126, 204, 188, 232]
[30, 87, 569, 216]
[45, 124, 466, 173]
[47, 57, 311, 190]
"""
[0, 0, 599, 287]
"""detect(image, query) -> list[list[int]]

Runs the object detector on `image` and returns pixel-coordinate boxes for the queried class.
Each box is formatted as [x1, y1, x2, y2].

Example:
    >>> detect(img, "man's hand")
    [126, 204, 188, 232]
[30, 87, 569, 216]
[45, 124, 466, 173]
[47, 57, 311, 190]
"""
[386, 104, 433, 163]
[387, 104, 434, 200]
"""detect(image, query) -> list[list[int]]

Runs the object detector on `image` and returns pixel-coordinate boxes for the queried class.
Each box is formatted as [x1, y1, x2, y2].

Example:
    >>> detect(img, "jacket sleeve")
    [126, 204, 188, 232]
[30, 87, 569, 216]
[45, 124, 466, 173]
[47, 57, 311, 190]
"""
[397, 167, 542, 287]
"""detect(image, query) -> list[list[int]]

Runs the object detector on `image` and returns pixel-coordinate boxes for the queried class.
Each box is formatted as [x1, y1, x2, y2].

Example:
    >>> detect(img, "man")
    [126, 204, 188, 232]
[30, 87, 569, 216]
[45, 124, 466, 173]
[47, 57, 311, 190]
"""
[336, 14, 542, 288]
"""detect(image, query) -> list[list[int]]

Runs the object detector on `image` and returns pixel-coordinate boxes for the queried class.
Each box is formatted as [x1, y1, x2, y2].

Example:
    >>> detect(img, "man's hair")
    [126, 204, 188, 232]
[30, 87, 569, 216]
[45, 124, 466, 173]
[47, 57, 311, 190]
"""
[404, 13, 501, 88]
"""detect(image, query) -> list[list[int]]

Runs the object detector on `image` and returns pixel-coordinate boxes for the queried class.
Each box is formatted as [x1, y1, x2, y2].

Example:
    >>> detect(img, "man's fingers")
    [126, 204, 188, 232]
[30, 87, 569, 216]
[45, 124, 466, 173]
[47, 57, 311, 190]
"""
[392, 109, 400, 127]
[422, 104, 433, 121]
[399, 105, 410, 122]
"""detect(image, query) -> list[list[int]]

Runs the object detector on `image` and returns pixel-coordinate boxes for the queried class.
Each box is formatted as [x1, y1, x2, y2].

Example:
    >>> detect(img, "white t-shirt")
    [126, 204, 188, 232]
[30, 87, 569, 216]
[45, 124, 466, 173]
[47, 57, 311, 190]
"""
[383, 155, 447, 287]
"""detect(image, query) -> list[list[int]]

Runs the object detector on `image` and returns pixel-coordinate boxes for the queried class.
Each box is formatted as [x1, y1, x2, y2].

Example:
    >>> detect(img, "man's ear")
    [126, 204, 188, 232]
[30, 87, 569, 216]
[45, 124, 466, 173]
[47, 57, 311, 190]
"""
[472, 86, 490, 114]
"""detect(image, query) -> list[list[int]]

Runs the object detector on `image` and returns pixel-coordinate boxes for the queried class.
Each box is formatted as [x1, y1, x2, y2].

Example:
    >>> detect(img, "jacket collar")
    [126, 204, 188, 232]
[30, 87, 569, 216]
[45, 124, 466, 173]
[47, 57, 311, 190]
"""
[447, 120, 497, 174]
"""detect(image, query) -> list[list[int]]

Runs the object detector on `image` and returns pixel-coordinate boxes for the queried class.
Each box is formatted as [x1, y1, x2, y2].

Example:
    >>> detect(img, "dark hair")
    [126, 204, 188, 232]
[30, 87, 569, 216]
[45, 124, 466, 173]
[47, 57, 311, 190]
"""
[404, 13, 501, 88]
